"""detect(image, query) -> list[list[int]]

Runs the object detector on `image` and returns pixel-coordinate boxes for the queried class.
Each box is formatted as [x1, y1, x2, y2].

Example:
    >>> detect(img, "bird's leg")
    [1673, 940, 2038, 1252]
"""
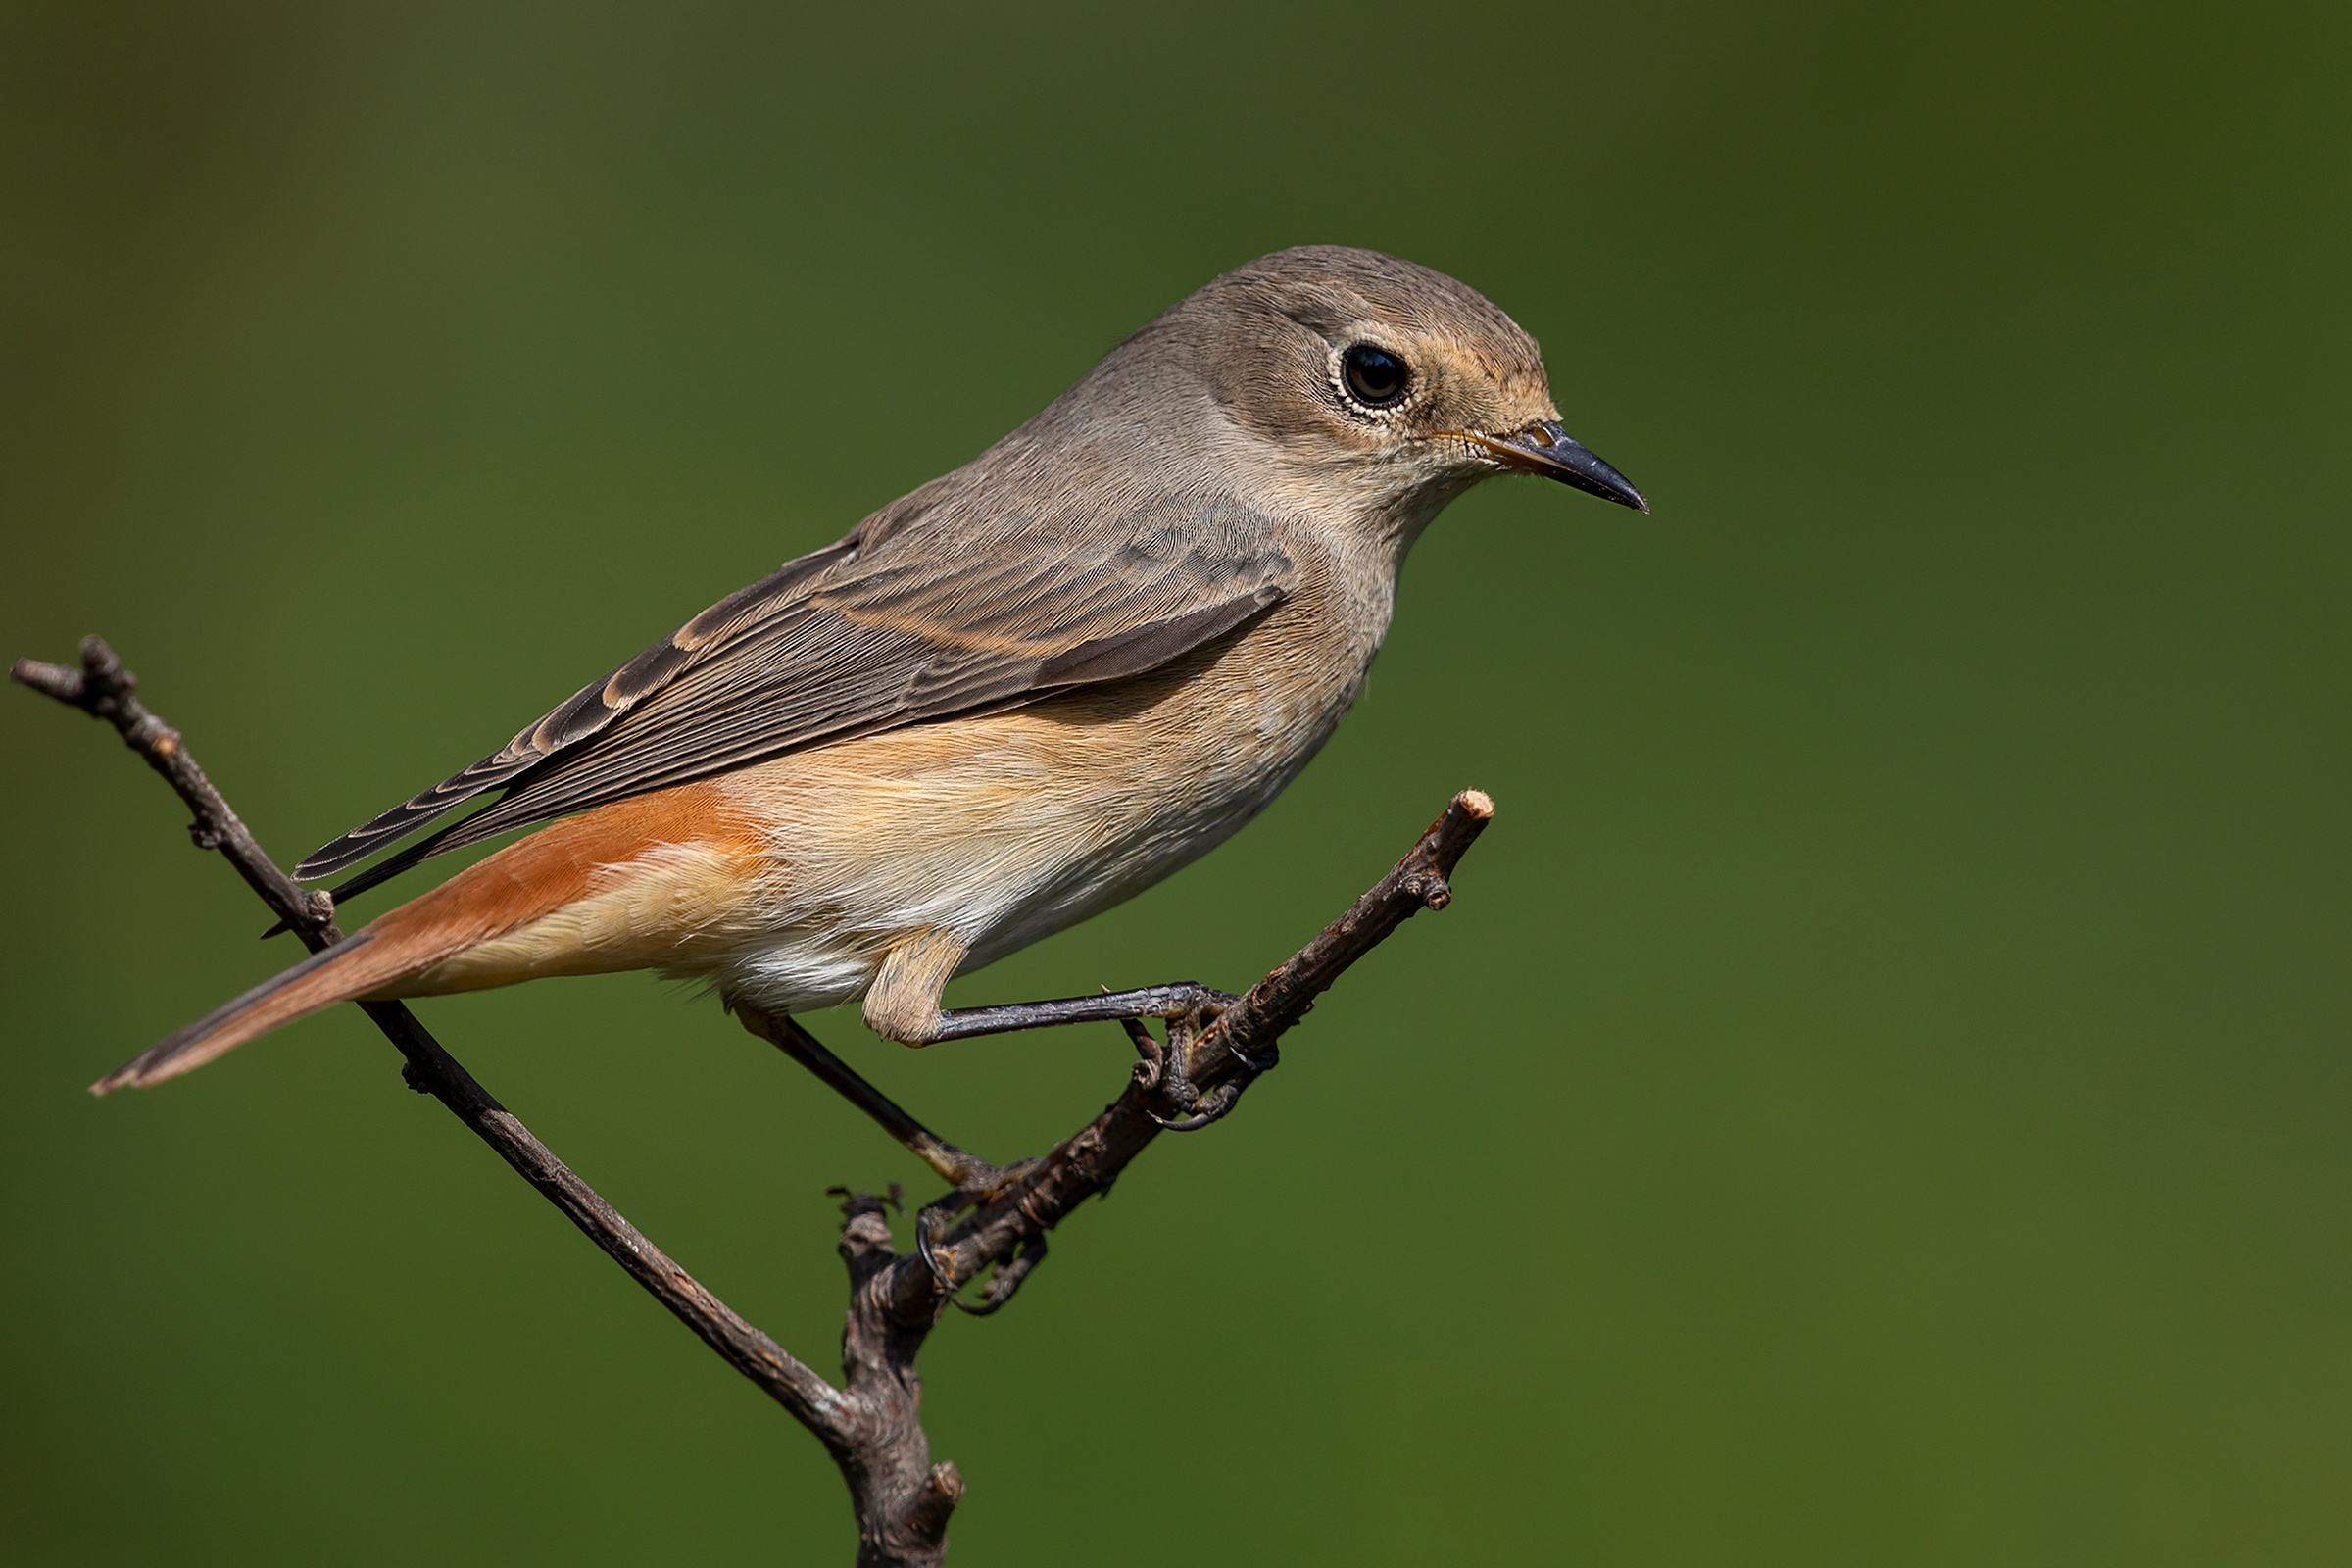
[922, 981, 1241, 1043]
[925, 982, 1273, 1128]
[865, 928, 1237, 1047]
[915, 991, 1264, 1311]
[732, 1002, 1035, 1197]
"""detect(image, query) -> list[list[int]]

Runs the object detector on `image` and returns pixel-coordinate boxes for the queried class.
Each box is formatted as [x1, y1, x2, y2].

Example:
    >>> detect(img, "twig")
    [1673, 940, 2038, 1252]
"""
[16, 635, 1492, 1567]
[12, 640, 850, 1438]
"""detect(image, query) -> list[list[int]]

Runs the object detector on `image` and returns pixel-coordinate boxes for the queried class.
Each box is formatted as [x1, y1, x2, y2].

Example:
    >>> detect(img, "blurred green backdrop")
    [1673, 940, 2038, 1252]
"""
[4, 2, 2347, 1562]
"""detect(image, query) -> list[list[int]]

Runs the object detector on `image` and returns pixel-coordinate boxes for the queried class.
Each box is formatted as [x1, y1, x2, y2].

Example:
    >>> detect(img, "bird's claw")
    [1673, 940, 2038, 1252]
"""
[1130, 994, 1272, 1132]
[912, 1155, 1044, 1316]
[917, 1201, 1047, 1317]
[1148, 1077, 1248, 1132]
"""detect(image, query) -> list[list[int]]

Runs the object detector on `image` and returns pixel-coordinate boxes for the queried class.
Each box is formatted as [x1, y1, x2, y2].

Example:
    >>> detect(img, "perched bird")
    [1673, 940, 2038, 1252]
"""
[97, 245, 1643, 1094]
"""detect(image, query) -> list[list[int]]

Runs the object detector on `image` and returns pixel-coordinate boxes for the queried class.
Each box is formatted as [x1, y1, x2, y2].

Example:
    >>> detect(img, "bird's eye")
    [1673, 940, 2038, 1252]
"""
[1341, 343, 1410, 409]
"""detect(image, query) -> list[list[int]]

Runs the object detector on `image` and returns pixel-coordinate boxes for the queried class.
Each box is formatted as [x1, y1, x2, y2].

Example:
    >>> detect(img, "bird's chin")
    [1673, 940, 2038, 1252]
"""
[1355, 465, 1484, 556]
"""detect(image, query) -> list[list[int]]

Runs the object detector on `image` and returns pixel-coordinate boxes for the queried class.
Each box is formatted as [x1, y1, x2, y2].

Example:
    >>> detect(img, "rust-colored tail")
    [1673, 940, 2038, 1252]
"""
[92, 929, 432, 1094]
[90, 857, 542, 1094]
[95, 853, 566, 1093]
[94, 780, 747, 1095]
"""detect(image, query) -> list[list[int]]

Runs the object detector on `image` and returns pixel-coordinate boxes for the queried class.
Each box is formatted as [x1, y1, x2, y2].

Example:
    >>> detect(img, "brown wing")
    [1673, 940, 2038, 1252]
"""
[294, 492, 1294, 904]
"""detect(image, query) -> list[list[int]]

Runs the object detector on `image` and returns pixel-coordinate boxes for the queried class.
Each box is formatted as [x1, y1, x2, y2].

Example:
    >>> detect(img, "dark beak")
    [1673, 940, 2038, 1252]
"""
[1473, 420, 1648, 513]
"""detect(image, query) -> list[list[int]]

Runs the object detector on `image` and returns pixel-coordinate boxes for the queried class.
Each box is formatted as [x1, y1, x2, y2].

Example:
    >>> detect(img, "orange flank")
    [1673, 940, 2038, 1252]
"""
[93, 780, 756, 1093]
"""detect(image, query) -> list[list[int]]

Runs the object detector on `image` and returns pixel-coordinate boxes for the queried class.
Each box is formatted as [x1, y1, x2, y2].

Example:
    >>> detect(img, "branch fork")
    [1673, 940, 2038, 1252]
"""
[15, 635, 1492, 1567]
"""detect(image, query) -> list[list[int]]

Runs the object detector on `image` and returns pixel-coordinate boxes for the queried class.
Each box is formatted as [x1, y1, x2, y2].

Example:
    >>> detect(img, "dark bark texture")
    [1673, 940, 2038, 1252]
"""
[16, 635, 1492, 1566]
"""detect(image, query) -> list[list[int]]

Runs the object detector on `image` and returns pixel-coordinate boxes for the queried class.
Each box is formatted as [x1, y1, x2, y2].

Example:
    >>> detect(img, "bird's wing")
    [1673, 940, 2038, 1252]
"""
[294, 494, 1296, 903]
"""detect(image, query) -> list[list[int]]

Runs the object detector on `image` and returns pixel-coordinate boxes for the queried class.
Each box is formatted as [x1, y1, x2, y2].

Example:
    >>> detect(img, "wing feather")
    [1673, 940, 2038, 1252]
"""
[295, 495, 1293, 902]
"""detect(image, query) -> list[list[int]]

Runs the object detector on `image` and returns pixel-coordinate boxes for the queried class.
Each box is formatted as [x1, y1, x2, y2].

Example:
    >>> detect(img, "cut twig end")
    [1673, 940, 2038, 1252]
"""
[908, 1460, 965, 1536]
[1456, 787, 1495, 821]
[894, 1458, 966, 1549]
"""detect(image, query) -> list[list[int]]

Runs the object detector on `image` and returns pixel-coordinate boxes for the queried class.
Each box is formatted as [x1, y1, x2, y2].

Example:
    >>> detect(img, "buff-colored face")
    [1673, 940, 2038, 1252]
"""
[1175, 246, 1647, 514]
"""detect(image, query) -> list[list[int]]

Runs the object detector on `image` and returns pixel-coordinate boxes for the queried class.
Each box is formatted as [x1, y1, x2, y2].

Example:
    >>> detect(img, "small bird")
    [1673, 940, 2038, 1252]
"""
[98, 246, 1643, 1094]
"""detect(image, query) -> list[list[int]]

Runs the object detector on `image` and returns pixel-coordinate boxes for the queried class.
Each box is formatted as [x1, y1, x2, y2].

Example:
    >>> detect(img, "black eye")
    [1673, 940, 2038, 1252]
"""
[1341, 343, 1409, 408]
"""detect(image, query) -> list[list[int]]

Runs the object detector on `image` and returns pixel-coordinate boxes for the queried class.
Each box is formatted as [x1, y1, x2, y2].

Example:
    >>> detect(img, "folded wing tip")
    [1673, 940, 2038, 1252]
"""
[292, 846, 361, 881]
[91, 1047, 172, 1095]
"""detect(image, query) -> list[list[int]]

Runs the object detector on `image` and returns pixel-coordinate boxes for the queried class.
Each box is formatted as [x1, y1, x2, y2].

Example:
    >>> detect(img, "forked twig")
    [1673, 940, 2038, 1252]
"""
[15, 635, 1492, 1568]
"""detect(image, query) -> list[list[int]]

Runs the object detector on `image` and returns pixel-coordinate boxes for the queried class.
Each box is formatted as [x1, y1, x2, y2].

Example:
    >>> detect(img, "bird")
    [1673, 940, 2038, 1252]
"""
[95, 245, 1644, 1095]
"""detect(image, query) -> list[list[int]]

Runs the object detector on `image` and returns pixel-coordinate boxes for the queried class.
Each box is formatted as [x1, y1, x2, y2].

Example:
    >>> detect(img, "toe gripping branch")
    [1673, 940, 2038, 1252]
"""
[1123, 1002, 1269, 1133]
[916, 1197, 1046, 1318]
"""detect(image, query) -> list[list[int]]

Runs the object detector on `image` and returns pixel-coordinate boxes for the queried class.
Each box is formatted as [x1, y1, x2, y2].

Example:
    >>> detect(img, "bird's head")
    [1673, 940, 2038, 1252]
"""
[1117, 245, 1644, 548]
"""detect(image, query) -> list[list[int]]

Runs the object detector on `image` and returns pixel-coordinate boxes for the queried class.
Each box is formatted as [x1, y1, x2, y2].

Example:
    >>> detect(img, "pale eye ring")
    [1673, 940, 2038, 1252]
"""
[1341, 343, 1410, 408]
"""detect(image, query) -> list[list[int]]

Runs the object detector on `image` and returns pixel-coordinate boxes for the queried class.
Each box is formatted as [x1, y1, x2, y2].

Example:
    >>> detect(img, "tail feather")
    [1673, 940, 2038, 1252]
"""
[93, 934, 408, 1094]
[96, 776, 747, 1095]
[96, 823, 574, 1095]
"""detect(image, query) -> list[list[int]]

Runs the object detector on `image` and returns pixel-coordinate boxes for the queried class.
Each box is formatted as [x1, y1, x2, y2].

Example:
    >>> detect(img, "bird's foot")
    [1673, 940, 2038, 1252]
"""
[915, 1160, 1048, 1317]
[1124, 996, 1274, 1133]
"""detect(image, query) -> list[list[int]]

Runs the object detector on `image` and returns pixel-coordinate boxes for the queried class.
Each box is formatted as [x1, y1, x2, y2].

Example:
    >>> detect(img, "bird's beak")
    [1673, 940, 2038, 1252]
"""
[1466, 420, 1648, 513]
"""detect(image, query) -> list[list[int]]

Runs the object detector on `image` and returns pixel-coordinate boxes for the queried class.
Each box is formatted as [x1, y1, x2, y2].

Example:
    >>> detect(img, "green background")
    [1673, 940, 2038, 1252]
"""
[4, 3, 2347, 1561]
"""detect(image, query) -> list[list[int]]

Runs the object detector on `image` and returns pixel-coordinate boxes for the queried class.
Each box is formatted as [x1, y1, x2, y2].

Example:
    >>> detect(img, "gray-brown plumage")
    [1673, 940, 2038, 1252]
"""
[100, 245, 1643, 1093]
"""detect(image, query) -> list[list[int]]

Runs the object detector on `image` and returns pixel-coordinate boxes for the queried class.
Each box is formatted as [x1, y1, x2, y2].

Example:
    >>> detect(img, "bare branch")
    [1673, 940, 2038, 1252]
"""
[14, 639, 852, 1443]
[19, 635, 1493, 1567]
